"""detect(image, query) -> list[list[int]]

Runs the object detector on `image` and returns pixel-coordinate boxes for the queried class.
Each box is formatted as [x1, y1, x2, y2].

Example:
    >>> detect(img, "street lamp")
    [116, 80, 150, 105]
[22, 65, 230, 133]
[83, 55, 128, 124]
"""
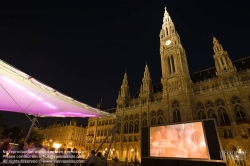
[53, 143, 62, 150]
[48, 139, 52, 148]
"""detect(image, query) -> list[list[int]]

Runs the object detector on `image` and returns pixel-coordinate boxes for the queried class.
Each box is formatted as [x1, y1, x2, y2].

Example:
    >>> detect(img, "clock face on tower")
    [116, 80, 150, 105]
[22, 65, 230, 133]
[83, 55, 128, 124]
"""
[165, 40, 171, 46]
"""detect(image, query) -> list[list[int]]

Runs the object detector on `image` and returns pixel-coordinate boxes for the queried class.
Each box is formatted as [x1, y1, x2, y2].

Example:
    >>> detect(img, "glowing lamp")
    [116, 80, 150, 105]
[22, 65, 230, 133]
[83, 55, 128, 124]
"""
[53, 143, 61, 149]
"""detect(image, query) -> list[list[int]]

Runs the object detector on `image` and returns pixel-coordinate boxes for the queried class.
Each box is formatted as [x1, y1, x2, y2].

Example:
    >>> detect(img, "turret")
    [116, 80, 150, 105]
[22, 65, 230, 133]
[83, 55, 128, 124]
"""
[213, 36, 236, 75]
[139, 63, 152, 102]
[116, 72, 130, 109]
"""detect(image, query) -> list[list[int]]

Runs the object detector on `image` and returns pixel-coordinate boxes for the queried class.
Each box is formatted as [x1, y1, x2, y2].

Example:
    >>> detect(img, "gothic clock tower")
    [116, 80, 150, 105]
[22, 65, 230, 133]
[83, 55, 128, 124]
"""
[159, 7, 193, 122]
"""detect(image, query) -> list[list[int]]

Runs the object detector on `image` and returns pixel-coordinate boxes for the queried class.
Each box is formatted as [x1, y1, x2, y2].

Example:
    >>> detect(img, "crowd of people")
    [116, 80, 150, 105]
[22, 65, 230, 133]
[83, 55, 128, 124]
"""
[0, 136, 85, 166]
[86, 150, 103, 166]
[0, 136, 109, 166]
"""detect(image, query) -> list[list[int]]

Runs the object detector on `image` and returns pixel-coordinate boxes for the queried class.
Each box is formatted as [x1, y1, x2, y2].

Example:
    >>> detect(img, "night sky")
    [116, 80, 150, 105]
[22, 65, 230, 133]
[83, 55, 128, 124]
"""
[0, 0, 250, 130]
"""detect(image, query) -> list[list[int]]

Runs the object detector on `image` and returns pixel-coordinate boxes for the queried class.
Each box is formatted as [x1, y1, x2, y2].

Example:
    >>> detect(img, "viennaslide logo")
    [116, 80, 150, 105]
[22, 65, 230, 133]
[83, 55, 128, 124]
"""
[220, 148, 247, 164]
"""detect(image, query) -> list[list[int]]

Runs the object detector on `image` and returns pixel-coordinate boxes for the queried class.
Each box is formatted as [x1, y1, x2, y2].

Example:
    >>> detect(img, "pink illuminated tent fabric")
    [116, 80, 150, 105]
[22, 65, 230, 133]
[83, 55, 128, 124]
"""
[0, 59, 115, 118]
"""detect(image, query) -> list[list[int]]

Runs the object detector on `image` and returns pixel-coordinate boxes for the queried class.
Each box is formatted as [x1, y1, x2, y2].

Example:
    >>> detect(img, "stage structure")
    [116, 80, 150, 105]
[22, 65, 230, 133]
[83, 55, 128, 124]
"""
[0, 59, 117, 155]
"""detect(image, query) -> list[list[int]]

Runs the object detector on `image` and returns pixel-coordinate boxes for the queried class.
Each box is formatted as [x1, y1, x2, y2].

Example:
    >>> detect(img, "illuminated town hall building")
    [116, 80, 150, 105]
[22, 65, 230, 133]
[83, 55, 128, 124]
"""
[86, 8, 250, 164]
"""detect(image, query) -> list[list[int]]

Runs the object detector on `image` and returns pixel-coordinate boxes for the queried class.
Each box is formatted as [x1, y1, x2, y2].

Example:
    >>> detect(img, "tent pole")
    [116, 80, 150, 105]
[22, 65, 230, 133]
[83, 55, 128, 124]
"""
[102, 116, 120, 166]
[24, 116, 37, 142]
[103, 125, 116, 166]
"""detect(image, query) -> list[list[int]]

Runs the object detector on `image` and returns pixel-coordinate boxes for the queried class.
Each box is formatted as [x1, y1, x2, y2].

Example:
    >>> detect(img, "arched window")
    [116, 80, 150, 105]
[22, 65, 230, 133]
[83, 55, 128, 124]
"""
[157, 110, 163, 116]
[231, 96, 241, 104]
[118, 122, 121, 133]
[173, 109, 181, 122]
[158, 116, 163, 124]
[125, 116, 128, 121]
[207, 109, 218, 124]
[234, 105, 246, 121]
[151, 111, 156, 117]
[135, 114, 139, 119]
[216, 98, 225, 107]
[142, 112, 147, 126]
[151, 111, 157, 125]
[124, 122, 128, 133]
[197, 110, 206, 119]
[151, 118, 157, 125]
[172, 101, 181, 122]
[157, 110, 164, 124]
[166, 27, 168, 36]
[129, 121, 134, 133]
[142, 119, 147, 126]
[196, 102, 204, 110]
[172, 100, 179, 108]
[205, 100, 214, 108]
[134, 120, 139, 133]
[218, 107, 230, 125]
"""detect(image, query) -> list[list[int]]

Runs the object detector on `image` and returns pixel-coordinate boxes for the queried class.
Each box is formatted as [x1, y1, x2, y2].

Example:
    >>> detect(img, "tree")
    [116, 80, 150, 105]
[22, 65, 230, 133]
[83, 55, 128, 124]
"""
[26, 129, 45, 144]
[9, 126, 25, 144]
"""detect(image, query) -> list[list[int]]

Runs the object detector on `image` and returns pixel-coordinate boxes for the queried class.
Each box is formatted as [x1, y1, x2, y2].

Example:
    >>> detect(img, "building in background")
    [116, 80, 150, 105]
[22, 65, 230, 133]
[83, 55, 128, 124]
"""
[40, 118, 87, 158]
[86, 8, 250, 165]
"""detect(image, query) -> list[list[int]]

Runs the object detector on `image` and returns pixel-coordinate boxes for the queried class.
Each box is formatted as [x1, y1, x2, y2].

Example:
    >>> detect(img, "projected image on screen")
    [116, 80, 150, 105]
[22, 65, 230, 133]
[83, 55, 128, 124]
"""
[150, 122, 209, 159]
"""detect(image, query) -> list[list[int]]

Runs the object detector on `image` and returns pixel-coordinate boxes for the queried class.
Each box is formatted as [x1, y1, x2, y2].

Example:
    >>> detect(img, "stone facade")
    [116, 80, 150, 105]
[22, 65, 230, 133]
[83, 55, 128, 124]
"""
[86, 8, 250, 165]
[40, 118, 88, 158]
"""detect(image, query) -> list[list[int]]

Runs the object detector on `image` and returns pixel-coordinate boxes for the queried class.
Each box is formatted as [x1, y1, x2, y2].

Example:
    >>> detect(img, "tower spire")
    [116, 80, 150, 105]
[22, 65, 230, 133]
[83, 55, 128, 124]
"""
[116, 72, 130, 109]
[212, 36, 236, 75]
[163, 6, 172, 24]
[213, 35, 224, 53]
[144, 62, 150, 78]
[159, 7, 190, 79]
[140, 63, 152, 100]
[122, 72, 128, 85]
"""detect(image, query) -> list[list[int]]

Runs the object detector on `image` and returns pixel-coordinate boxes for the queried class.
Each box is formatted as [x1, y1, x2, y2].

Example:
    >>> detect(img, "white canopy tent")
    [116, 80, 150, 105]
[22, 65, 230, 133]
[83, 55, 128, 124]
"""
[0, 59, 115, 118]
[0, 59, 118, 165]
